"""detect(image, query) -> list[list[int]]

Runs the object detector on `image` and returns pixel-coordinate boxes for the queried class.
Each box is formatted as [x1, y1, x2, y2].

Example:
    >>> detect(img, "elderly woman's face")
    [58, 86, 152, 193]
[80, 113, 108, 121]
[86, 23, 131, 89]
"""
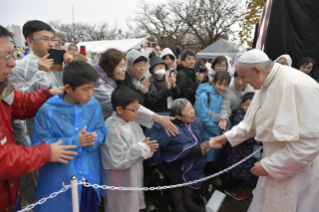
[177, 102, 195, 123]
[276, 57, 288, 66]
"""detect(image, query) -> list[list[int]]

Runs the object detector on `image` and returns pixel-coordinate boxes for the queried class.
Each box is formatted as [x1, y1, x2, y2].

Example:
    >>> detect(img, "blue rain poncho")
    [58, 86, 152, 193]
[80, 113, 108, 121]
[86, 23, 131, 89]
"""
[194, 83, 223, 161]
[31, 95, 107, 212]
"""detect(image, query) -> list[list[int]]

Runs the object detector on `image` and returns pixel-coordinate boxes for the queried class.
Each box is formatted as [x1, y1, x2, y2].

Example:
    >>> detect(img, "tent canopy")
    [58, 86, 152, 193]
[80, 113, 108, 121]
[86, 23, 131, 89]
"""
[76, 38, 147, 54]
[196, 39, 247, 59]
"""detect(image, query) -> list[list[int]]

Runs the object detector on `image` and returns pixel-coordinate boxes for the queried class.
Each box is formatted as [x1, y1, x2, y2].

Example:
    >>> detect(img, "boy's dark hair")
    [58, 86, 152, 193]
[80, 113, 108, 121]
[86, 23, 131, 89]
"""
[297, 57, 315, 71]
[211, 56, 228, 70]
[213, 71, 231, 85]
[0, 25, 14, 39]
[241, 92, 255, 104]
[23, 20, 54, 39]
[133, 56, 148, 65]
[180, 49, 195, 61]
[162, 54, 175, 61]
[63, 60, 99, 90]
[111, 86, 141, 111]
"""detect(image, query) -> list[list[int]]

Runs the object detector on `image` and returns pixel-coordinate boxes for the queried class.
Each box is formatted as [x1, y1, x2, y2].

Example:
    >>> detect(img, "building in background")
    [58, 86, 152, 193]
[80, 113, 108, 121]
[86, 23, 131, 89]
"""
[6, 24, 25, 48]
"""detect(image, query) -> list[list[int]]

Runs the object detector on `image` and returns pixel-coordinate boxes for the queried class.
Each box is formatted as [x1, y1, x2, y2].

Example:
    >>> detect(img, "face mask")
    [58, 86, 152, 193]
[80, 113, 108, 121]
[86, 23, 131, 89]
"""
[154, 69, 166, 76]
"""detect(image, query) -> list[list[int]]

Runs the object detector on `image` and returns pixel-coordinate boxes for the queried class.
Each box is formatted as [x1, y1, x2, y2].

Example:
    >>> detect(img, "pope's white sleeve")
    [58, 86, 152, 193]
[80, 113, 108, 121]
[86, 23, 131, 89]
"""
[135, 105, 156, 129]
[261, 137, 319, 180]
[224, 120, 255, 147]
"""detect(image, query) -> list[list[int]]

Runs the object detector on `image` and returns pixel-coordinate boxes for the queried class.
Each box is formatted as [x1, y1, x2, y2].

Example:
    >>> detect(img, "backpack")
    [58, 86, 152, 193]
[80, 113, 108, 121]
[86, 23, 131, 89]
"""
[206, 92, 211, 105]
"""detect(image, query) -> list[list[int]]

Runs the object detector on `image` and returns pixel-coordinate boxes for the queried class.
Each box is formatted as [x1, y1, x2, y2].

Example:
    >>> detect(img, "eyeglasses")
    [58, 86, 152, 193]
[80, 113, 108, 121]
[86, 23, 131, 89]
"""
[68, 48, 78, 52]
[0, 54, 15, 64]
[125, 105, 140, 113]
[31, 37, 58, 43]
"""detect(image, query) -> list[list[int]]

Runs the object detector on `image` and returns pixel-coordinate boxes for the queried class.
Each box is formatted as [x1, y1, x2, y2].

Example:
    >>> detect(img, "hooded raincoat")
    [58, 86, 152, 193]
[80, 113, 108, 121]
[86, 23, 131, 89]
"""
[93, 64, 155, 128]
[101, 113, 153, 212]
[194, 83, 223, 161]
[9, 53, 64, 139]
[160, 48, 177, 74]
[275, 54, 293, 67]
[123, 49, 149, 104]
[31, 95, 107, 212]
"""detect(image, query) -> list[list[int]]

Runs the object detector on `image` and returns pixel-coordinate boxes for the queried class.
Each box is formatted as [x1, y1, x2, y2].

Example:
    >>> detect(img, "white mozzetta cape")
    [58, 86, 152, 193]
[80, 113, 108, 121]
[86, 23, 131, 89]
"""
[245, 63, 319, 142]
[225, 63, 319, 212]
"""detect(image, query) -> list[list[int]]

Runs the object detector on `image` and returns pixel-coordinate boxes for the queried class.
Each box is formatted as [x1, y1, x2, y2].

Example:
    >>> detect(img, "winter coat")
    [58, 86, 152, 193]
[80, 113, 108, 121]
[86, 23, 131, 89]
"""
[146, 117, 207, 189]
[176, 64, 200, 105]
[144, 74, 181, 112]
[0, 84, 52, 211]
[194, 83, 223, 161]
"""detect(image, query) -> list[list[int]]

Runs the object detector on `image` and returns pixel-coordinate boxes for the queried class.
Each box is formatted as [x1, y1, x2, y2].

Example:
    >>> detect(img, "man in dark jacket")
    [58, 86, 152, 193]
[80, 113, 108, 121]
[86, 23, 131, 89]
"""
[0, 25, 78, 211]
[176, 49, 204, 104]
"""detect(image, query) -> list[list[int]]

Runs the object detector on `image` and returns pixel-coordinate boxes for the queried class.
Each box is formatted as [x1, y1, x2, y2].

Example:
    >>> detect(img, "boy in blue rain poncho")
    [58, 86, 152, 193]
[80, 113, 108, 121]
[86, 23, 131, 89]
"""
[194, 71, 231, 162]
[31, 60, 107, 212]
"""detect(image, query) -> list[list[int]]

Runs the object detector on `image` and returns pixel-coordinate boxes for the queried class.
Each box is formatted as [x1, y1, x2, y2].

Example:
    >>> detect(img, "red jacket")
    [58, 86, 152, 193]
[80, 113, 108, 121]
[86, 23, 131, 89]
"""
[0, 87, 53, 211]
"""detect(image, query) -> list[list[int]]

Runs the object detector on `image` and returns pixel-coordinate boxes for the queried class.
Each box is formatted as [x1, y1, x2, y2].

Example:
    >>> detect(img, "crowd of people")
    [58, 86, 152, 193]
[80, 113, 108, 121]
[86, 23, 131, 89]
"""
[1, 19, 319, 212]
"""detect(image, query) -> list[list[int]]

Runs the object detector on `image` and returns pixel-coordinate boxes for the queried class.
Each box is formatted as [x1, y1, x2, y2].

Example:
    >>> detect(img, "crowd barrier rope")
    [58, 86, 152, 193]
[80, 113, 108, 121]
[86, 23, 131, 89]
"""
[18, 146, 263, 212]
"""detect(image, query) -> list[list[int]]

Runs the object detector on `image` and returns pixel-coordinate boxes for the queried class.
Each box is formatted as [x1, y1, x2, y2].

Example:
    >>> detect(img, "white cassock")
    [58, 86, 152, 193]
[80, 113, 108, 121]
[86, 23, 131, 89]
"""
[225, 63, 319, 212]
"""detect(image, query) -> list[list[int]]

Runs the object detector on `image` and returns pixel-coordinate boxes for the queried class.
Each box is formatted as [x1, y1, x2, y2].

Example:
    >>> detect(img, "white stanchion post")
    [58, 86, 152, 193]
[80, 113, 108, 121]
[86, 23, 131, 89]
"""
[71, 176, 79, 212]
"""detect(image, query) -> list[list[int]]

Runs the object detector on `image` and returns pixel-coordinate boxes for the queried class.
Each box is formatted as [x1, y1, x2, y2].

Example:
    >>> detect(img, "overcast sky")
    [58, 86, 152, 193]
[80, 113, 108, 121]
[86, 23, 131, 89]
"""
[0, 0, 161, 29]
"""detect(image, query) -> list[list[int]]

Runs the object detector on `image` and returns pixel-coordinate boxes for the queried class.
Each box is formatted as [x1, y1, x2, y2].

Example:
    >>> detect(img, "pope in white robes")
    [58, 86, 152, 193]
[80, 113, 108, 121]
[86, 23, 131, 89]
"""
[213, 49, 319, 212]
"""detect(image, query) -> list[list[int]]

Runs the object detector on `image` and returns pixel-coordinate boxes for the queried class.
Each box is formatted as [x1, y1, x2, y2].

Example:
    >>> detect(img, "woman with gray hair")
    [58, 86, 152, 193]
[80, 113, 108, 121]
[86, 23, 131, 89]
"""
[146, 98, 223, 212]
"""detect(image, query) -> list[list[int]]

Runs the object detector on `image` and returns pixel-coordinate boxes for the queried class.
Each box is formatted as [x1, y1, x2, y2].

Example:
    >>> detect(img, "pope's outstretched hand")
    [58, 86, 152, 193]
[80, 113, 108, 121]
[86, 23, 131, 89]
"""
[209, 134, 227, 149]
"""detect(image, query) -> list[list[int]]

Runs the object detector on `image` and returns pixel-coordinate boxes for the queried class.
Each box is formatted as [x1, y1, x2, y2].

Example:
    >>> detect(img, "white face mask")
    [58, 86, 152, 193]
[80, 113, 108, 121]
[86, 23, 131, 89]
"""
[154, 69, 166, 76]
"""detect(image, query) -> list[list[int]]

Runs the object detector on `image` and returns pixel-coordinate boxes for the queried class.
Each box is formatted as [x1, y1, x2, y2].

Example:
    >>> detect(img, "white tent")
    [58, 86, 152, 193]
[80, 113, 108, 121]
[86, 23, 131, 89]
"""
[76, 40, 106, 53]
[196, 39, 247, 59]
[76, 38, 147, 55]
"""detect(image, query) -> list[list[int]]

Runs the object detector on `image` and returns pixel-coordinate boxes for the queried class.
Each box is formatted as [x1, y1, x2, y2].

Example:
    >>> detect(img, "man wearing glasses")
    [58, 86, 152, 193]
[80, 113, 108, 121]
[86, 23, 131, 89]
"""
[64, 42, 93, 65]
[8, 20, 74, 208]
[0, 25, 78, 212]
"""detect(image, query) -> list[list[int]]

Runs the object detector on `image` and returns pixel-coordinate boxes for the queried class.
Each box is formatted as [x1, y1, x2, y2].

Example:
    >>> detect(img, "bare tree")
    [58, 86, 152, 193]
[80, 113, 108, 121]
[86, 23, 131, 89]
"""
[49, 20, 118, 46]
[168, 0, 245, 49]
[130, 2, 190, 50]
[131, 0, 245, 50]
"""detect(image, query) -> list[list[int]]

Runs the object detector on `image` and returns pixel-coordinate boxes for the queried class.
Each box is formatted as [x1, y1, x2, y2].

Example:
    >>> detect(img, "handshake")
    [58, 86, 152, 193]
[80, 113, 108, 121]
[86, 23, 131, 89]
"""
[208, 134, 227, 149]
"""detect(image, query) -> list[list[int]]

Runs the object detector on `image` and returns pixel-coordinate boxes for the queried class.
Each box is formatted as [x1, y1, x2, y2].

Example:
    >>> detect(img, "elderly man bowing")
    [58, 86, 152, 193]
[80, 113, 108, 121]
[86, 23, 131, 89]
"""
[213, 49, 319, 212]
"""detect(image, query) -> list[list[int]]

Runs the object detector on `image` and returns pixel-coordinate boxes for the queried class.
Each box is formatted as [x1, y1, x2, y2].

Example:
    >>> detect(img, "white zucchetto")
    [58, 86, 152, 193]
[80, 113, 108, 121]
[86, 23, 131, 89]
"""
[238, 49, 269, 64]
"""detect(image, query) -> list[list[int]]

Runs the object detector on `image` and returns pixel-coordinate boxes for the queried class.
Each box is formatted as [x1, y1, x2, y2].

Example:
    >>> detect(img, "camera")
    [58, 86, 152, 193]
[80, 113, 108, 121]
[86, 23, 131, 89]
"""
[198, 65, 207, 73]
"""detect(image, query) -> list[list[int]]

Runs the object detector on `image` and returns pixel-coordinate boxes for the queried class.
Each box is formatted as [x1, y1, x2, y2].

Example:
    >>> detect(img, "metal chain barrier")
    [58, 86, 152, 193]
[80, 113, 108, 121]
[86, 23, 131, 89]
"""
[17, 186, 70, 212]
[78, 146, 263, 191]
[17, 145, 263, 211]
